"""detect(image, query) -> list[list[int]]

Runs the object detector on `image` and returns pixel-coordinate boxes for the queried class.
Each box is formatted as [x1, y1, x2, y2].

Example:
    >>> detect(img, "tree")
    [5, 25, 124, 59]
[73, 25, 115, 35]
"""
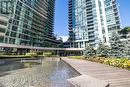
[110, 32, 126, 57]
[118, 27, 130, 57]
[83, 45, 96, 57]
[96, 43, 111, 57]
[125, 33, 130, 57]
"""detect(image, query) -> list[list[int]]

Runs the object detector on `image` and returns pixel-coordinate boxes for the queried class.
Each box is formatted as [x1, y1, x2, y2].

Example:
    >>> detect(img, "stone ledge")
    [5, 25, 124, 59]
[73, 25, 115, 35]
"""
[67, 75, 109, 87]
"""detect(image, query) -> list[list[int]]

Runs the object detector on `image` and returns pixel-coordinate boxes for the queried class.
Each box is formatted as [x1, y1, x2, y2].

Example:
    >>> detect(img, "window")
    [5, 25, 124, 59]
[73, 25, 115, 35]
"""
[0, 1, 12, 14]
[2, 1, 7, 13]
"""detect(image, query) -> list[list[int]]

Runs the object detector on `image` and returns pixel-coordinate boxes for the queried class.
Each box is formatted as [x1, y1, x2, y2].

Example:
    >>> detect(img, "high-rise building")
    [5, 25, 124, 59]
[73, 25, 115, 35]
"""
[0, 0, 57, 48]
[68, 0, 120, 48]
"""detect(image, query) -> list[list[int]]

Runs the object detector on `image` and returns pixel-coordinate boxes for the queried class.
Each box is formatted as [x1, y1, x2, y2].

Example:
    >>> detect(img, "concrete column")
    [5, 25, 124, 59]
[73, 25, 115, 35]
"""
[78, 42, 80, 48]
[70, 43, 71, 48]
[100, 0, 110, 46]
[95, 0, 103, 42]
[83, 41, 85, 48]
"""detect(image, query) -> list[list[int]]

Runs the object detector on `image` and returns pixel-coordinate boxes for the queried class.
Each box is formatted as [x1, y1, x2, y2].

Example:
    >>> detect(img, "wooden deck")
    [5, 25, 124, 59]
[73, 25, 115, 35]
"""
[62, 58, 130, 87]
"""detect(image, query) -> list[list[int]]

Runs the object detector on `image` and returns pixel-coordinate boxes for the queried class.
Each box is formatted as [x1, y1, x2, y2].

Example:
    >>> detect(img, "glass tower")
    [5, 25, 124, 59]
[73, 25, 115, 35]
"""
[68, 0, 120, 48]
[0, 0, 57, 47]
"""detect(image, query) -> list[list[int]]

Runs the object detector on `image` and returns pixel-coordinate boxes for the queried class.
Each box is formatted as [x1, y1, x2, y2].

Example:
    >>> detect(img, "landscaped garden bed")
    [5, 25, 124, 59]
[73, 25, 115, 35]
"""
[68, 56, 130, 70]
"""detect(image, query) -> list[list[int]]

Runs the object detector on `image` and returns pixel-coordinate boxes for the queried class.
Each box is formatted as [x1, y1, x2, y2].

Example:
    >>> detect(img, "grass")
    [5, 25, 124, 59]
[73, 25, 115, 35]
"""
[68, 56, 84, 59]
[0, 55, 32, 59]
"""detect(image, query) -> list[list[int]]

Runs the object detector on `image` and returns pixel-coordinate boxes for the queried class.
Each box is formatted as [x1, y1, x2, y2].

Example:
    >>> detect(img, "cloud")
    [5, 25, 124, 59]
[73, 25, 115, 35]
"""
[60, 36, 69, 42]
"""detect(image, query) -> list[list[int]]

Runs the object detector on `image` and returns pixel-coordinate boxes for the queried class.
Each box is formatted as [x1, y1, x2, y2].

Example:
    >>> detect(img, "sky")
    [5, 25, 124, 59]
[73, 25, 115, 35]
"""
[54, 0, 130, 38]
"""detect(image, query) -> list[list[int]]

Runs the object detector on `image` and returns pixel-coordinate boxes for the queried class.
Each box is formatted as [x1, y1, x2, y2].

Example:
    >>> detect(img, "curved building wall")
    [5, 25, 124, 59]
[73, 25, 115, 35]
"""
[68, 0, 120, 48]
[0, 0, 57, 47]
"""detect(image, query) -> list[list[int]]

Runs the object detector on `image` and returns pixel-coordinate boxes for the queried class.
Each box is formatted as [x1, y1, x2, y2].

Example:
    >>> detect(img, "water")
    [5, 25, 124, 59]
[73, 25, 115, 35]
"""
[0, 58, 79, 87]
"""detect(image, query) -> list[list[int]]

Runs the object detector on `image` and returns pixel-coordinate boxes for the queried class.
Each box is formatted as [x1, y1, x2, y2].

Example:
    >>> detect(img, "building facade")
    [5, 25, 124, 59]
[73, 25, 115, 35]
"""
[68, 0, 120, 48]
[0, 0, 58, 48]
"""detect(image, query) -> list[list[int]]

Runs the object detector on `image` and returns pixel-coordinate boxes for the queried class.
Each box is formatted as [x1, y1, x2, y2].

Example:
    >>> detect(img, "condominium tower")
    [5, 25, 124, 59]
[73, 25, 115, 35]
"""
[68, 0, 120, 48]
[0, 0, 57, 48]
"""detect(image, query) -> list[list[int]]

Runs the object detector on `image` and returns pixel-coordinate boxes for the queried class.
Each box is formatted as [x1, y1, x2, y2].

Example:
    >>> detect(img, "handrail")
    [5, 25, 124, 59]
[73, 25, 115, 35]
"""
[0, 43, 84, 51]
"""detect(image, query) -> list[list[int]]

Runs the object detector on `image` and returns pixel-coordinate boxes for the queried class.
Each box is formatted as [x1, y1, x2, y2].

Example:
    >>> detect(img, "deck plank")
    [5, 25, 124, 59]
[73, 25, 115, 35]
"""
[62, 58, 130, 87]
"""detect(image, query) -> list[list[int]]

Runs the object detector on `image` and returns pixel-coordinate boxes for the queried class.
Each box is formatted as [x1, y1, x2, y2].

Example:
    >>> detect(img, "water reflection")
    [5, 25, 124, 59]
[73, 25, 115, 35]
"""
[0, 58, 79, 87]
[0, 60, 24, 73]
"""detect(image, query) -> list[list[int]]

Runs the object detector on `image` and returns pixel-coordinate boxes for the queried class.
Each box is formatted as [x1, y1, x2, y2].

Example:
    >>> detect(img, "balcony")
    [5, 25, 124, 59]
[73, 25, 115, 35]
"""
[0, 24, 7, 29]
[0, 15, 8, 22]
[0, 32, 5, 36]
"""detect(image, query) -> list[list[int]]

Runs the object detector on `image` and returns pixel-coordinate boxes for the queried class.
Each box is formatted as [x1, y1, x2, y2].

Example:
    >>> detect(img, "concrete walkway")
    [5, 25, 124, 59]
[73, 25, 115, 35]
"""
[62, 58, 130, 87]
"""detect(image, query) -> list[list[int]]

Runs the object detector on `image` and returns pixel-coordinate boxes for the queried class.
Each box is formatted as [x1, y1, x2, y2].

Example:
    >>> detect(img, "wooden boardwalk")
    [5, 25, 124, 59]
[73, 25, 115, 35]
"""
[62, 58, 130, 87]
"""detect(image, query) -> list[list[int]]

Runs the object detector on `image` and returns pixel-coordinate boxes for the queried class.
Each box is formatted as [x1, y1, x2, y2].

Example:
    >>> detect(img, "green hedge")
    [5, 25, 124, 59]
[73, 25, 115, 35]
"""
[68, 56, 84, 59]
[26, 52, 37, 57]
[43, 52, 52, 57]
[0, 55, 31, 59]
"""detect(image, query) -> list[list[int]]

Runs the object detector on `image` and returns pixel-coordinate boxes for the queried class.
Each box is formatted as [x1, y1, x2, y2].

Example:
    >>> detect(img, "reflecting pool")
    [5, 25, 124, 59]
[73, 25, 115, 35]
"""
[0, 58, 79, 87]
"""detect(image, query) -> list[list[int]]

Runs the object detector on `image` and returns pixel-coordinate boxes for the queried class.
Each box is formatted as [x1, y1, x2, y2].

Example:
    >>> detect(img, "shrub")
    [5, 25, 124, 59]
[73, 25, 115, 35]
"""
[103, 58, 130, 69]
[85, 56, 130, 70]
[43, 52, 52, 57]
[26, 52, 37, 57]
[68, 56, 84, 59]
[85, 56, 106, 63]
[123, 60, 130, 69]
